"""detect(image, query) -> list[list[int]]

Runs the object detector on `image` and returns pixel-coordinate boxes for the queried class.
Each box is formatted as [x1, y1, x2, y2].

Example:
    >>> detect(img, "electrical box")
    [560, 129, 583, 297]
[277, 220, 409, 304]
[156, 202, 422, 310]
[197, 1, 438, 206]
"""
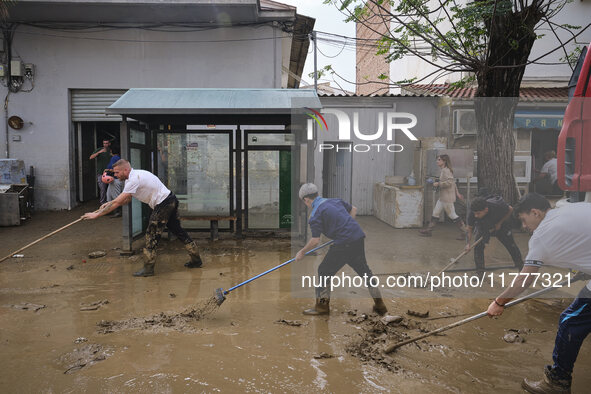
[10, 60, 23, 77]
[24, 63, 34, 78]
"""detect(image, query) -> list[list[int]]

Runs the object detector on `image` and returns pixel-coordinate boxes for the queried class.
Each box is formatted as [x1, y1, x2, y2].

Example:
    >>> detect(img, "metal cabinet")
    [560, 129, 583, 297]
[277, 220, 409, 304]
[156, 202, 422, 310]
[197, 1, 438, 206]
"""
[0, 184, 32, 226]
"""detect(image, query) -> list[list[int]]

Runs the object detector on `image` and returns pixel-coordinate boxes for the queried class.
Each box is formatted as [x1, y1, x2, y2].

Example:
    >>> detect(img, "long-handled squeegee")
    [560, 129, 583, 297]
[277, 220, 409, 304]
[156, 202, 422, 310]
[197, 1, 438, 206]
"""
[384, 275, 583, 353]
[214, 240, 334, 306]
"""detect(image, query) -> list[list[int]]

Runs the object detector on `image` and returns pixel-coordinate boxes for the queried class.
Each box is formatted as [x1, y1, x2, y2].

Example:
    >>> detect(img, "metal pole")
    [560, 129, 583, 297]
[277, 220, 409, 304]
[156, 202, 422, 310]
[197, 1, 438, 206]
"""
[120, 117, 132, 253]
[312, 31, 318, 92]
[236, 125, 242, 237]
[4, 93, 9, 158]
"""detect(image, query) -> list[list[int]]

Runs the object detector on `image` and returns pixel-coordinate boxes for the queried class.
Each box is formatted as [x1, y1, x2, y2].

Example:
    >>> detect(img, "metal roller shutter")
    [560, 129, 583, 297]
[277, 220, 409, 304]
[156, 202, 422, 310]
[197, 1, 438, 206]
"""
[71, 89, 127, 122]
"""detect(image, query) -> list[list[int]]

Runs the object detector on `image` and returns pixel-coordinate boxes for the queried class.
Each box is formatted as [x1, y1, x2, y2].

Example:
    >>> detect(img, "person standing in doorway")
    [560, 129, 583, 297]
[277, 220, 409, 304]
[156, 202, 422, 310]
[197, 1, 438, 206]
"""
[89, 138, 111, 205]
[104, 145, 123, 218]
[419, 154, 466, 239]
[535, 151, 561, 195]
[82, 159, 204, 277]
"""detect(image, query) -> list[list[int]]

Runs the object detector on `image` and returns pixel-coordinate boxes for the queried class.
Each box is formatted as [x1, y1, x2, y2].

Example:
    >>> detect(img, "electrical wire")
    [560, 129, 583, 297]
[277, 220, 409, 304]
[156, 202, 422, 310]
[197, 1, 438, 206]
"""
[16, 29, 295, 44]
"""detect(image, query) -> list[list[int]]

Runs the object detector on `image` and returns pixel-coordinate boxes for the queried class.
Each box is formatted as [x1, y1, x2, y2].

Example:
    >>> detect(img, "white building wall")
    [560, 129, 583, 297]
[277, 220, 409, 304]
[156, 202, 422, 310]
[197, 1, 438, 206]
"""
[1, 24, 285, 209]
[314, 97, 437, 215]
[524, 1, 591, 85]
[388, 1, 591, 89]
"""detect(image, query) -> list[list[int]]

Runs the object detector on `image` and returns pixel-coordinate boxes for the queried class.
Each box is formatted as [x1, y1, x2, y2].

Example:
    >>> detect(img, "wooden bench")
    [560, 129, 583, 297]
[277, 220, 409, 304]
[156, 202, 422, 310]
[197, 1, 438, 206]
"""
[179, 216, 237, 241]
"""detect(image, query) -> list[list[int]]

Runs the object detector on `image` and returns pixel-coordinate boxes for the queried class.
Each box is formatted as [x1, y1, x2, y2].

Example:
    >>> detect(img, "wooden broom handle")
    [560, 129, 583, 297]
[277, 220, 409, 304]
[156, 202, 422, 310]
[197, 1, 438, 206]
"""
[0, 217, 85, 263]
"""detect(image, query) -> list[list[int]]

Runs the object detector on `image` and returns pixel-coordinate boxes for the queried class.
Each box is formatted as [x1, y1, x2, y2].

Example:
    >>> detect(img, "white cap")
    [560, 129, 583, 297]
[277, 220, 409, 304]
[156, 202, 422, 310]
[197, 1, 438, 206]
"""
[298, 183, 318, 200]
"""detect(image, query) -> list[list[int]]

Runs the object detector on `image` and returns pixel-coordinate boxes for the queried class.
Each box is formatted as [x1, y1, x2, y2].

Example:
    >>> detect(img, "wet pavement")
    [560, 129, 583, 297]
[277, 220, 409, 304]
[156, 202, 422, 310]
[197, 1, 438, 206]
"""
[1, 202, 590, 392]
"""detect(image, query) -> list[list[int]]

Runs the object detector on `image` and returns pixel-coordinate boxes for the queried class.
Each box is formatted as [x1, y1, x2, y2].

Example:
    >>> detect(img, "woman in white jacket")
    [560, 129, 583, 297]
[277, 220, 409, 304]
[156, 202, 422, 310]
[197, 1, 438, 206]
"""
[419, 154, 466, 239]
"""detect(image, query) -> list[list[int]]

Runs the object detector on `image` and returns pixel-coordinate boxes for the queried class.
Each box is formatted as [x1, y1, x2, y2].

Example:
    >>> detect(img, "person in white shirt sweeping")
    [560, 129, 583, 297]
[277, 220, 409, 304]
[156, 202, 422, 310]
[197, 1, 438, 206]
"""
[83, 159, 203, 277]
[487, 193, 591, 393]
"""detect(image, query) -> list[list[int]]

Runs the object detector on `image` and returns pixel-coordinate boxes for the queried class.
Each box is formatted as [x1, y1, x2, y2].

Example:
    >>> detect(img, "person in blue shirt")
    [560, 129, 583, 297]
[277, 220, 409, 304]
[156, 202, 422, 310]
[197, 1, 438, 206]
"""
[106, 145, 121, 170]
[103, 145, 123, 217]
[89, 138, 111, 205]
[295, 183, 387, 316]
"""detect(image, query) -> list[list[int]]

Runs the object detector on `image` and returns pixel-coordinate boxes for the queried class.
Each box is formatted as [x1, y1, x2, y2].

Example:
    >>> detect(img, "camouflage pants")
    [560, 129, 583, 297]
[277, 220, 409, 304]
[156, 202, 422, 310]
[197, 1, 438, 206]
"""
[143, 193, 195, 264]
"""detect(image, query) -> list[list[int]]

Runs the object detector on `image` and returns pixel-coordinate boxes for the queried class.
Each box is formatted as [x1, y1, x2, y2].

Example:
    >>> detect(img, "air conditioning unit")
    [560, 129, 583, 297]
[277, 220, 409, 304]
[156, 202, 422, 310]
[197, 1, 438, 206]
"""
[453, 109, 477, 135]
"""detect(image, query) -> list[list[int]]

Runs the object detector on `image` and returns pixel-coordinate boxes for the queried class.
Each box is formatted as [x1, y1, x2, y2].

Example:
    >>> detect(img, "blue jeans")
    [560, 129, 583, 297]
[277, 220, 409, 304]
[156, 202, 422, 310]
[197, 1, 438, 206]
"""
[551, 284, 591, 379]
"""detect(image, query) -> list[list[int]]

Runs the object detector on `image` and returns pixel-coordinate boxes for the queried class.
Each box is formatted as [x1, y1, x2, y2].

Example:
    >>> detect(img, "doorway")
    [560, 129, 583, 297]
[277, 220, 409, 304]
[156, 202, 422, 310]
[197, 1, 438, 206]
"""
[74, 121, 120, 202]
[245, 131, 293, 230]
[322, 141, 352, 201]
[530, 128, 560, 195]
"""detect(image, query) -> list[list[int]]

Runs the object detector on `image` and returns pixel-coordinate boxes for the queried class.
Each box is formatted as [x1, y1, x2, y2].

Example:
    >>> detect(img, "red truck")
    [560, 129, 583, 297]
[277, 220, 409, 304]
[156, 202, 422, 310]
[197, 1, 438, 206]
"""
[557, 43, 591, 201]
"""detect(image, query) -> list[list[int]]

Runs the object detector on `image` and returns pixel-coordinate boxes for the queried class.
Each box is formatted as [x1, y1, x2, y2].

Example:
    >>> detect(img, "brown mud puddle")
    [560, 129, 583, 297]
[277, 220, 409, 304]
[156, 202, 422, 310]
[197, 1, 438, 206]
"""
[346, 311, 437, 371]
[97, 296, 219, 334]
[59, 343, 114, 374]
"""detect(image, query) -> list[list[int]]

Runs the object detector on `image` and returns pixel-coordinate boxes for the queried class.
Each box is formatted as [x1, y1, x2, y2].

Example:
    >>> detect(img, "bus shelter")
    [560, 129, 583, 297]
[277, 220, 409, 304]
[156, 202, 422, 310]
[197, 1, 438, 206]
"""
[106, 88, 320, 252]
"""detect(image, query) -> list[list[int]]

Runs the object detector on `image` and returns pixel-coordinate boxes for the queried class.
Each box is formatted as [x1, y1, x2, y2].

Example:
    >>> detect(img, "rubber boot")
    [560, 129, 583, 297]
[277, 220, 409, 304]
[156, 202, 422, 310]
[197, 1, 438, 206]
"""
[373, 298, 388, 316]
[522, 366, 571, 394]
[454, 218, 467, 240]
[418, 217, 437, 237]
[368, 286, 388, 315]
[303, 298, 330, 315]
[134, 248, 156, 277]
[184, 241, 203, 268]
[133, 263, 155, 277]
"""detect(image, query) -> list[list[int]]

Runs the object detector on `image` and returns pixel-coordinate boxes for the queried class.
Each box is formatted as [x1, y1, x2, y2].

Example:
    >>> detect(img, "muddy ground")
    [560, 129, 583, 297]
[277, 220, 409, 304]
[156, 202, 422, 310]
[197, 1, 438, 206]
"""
[1, 202, 590, 392]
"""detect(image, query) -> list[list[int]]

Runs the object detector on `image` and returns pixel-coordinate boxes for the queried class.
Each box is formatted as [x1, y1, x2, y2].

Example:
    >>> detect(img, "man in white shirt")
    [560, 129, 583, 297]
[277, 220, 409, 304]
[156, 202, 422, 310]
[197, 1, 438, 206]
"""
[535, 151, 561, 195]
[487, 193, 591, 393]
[83, 159, 203, 277]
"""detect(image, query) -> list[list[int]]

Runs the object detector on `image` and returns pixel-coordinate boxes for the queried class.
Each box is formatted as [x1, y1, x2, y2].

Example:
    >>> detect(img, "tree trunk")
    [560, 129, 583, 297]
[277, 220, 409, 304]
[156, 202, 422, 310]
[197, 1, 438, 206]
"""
[474, 98, 519, 203]
[474, 1, 544, 204]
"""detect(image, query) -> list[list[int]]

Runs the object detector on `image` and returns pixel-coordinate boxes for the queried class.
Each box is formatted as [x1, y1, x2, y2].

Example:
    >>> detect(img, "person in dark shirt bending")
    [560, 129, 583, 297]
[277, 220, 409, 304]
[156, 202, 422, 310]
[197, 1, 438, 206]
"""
[465, 194, 523, 276]
[295, 183, 387, 316]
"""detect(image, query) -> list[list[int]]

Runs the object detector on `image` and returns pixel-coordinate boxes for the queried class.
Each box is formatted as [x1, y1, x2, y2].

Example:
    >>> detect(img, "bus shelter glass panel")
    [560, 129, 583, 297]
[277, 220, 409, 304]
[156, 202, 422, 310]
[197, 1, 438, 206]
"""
[130, 128, 146, 145]
[247, 150, 291, 229]
[130, 147, 144, 237]
[247, 133, 295, 146]
[248, 151, 279, 228]
[157, 133, 230, 228]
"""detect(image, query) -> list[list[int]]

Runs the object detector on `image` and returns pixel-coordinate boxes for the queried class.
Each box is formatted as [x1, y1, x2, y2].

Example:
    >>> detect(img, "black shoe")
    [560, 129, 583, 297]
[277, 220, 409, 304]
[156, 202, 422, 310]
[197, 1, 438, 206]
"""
[184, 255, 203, 268]
[109, 211, 122, 218]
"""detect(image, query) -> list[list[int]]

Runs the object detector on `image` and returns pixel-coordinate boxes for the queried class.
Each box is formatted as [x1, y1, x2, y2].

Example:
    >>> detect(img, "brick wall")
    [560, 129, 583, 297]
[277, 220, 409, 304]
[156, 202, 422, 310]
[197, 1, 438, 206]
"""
[356, 1, 391, 95]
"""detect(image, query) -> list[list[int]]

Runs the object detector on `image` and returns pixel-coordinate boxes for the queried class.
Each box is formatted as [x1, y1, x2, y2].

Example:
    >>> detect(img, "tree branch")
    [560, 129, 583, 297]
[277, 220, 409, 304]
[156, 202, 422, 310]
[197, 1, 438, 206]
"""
[368, 0, 477, 66]
[542, 15, 574, 71]
[489, 21, 590, 69]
